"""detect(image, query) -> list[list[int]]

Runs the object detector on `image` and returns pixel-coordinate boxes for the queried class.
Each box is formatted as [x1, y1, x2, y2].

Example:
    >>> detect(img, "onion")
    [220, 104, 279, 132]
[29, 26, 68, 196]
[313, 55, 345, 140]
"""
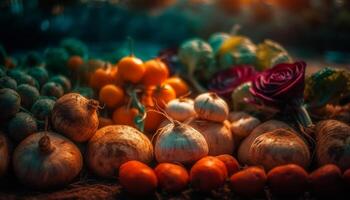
[238, 120, 310, 170]
[13, 132, 83, 189]
[315, 120, 350, 170]
[52, 93, 99, 142]
[0, 134, 11, 178]
[0, 88, 21, 121]
[8, 112, 37, 142]
[194, 92, 229, 122]
[154, 121, 208, 164]
[87, 125, 153, 178]
[165, 98, 196, 122]
[189, 119, 234, 156]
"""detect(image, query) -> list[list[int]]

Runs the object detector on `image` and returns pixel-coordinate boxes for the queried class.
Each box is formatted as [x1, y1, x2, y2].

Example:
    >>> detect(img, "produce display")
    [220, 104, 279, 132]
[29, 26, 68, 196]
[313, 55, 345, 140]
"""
[0, 31, 350, 199]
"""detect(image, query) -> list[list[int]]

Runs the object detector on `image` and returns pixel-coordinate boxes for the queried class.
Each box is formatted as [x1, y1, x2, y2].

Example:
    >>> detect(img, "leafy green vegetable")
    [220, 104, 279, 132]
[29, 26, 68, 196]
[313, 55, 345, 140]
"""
[305, 67, 350, 108]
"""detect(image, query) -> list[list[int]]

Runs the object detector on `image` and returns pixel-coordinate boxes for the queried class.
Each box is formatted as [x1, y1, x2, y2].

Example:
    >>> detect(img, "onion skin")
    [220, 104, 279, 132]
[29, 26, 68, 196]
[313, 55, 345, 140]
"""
[309, 164, 344, 197]
[0, 134, 11, 178]
[230, 167, 267, 197]
[87, 125, 153, 178]
[52, 93, 99, 142]
[267, 164, 308, 196]
[190, 119, 234, 156]
[247, 129, 310, 171]
[315, 120, 350, 170]
[13, 132, 83, 189]
[154, 163, 189, 193]
[230, 114, 260, 140]
[238, 120, 296, 165]
[154, 122, 208, 164]
[194, 92, 229, 122]
[165, 98, 196, 122]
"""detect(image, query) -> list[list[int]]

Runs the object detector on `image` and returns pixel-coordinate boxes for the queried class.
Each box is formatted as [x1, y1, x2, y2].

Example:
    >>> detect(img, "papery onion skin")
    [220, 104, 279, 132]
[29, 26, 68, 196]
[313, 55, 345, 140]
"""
[13, 132, 83, 189]
[194, 92, 229, 122]
[315, 120, 350, 170]
[155, 122, 208, 164]
[87, 125, 153, 178]
[165, 98, 196, 122]
[238, 120, 310, 170]
[238, 120, 294, 164]
[190, 119, 234, 156]
[52, 93, 99, 142]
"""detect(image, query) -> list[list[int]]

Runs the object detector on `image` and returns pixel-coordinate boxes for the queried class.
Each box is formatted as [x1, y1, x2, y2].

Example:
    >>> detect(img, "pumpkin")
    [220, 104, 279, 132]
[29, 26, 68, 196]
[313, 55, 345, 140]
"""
[194, 92, 229, 122]
[119, 160, 158, 196]
[17, 84, 40, 109]
[154, 163, 189, 193]
[41, 82, 64, 99]
[8, 112, 38, 142]
[13, 132, 83, 189]
[190, 156, 228, 192]
[117, 56, 145, 84]
[87, 125, 153, 178]
[0, 134, 11, 178]
[190, 119, 234, 156]
[142, 58, 169, 86]
[0, 88, 21, 121]
[0, 76, 17, 90]
[52, 93, 99, 142]
[31, 97, 56, 121]
[164, 76, 190, 97]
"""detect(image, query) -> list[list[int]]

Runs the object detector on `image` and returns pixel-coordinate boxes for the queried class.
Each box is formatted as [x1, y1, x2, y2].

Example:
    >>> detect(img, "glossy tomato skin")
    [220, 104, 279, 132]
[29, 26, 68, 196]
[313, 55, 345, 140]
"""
[230, 167, 267, 197]
[165, 76, 189, 97]
[119, 160, 158, 196]
[142, 58, 169, 86]
[117, 56, 145, 84]
[216, 154, 240, 176]
[144, 84, 176, 108]
[154, 163, 189, 193]
[99, 84, 124, 109]
[190, 156, 228, 192]
[112, 105, 139, 128]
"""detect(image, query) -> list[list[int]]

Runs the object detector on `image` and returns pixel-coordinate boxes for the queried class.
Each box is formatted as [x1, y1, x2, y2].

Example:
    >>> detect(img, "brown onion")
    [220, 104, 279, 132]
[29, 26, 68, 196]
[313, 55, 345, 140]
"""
[315, 120, 350, 170]
[87, 125, 153, 178]
[238, 120, 310, 170]
[190, 119, 234, 156]
[0, 134, 11, 178]
[13, 132, 83, 189]
[52, 93, 99, 142]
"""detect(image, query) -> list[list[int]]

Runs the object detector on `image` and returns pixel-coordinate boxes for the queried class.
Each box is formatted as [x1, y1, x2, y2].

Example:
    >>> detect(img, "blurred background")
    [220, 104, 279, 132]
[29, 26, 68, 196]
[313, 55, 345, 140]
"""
[0, 0, 350, 64]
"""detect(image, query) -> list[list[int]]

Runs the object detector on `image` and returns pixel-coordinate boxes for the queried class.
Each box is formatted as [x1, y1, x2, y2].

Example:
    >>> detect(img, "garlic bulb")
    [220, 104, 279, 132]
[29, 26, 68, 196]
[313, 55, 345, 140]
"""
[165, 98, 196, 122]
[194, 92, 229, 122]
[154, 122, 208, 164]
[230, 115, 260, 140]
